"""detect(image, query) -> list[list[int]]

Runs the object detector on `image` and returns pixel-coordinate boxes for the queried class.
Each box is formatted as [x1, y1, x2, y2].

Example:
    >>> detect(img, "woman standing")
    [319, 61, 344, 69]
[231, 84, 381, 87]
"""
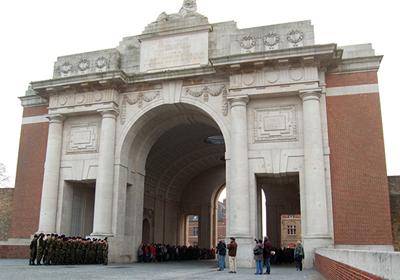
[294, 240, 305, 271]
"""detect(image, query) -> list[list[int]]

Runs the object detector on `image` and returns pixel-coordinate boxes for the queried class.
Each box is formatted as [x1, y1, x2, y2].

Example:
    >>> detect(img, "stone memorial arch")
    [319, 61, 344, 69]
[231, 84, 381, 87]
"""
[6, 0, 394, 272]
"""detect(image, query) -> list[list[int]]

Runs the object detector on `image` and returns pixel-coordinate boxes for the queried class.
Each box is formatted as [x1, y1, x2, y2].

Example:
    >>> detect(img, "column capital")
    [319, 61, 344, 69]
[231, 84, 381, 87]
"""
[228, 95, 249, 108]
[46, 114, 65, 124]
[97, 108, 119, 119]
[299, 89, 322, 102]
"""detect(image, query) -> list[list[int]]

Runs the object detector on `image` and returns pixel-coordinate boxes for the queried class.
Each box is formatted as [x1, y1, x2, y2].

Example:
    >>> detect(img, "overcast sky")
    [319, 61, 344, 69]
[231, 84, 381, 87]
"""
[0, 0, 398, 187]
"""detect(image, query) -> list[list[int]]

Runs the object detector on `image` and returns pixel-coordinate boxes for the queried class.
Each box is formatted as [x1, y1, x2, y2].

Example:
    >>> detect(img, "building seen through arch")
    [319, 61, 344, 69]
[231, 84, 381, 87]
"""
[0, 1, 397, 277]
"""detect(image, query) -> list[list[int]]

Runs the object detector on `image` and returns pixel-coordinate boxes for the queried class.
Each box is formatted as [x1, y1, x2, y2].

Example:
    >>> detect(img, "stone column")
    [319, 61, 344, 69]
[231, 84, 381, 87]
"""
[228, 96, 252, 267]
[300, 89, 331, 267]
[92, 109, 118, 236]
[38, 114, 64, 233]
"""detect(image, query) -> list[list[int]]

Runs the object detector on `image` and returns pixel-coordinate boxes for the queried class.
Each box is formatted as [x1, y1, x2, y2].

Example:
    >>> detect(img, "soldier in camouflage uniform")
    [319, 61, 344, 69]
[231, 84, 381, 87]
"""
[96, 239, 103, 264]
[54, 236, 62, 265]
[36, 233, 45, 265]
[49, 234, 57, 265]
[43, 234, 51, 265]
[103, 238, 108, 265]
[76, 238, 84, 264]
[29, 234, 38, 265]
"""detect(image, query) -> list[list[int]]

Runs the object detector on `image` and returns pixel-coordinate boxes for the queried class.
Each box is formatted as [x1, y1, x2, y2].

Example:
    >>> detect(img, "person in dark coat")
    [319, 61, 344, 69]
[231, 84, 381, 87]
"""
[253, 239, 263, 275]
[263, 236, 273, 274]
[294, 240, 305, 271]
[216, 240, 226, 271]
[29, 234, 38, 265]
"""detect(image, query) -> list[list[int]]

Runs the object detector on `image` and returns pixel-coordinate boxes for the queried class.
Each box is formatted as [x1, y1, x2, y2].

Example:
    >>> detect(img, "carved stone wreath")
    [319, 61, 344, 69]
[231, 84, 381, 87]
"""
[240, 35, 256, 49]
[78, 59, 90, 71]
[120, 91, 161, 124]
[185, 84, 228, 116]
[287, 30, 304, 44]
[263, 33, 280, 47]
[60, 62, 73, 74]
[95, 56, 108, 69]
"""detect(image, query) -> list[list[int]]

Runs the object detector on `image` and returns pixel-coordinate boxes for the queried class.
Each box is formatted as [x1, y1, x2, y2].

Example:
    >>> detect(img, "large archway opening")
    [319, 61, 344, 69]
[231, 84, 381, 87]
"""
[257, 173, 301, 265]
[122, 103, 227, 255]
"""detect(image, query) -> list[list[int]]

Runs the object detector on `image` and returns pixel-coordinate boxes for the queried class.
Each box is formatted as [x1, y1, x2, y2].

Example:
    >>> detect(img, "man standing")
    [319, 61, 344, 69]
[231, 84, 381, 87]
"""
[253, 239, 263, 275]
[216, 240, 226, 271]
[29, 234, 38, 265]
[103, 237, 108, 265]
[294, 240, 305, 271]
[263, 236, 273, 275]
[36, 233, 45, 265]
[227, 237, 237, 273]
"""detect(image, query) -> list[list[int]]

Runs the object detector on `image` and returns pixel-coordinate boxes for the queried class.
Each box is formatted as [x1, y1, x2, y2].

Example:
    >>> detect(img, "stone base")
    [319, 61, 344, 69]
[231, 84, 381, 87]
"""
[233, 237, 254, 268]
[303, 235, 333, 269]
[107, 235, 137, 263]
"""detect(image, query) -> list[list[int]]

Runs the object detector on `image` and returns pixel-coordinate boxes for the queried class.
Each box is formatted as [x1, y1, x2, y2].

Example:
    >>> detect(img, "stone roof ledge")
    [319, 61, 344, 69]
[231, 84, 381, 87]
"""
[141, 0, 210, 38]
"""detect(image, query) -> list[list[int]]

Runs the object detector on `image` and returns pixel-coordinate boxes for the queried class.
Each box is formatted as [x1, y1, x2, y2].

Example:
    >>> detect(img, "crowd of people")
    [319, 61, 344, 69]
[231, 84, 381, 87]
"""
[252, 238, 305, 274]
[216, 237, 305, 275]
[137, 243, 215, 262]
[29, 233, 305, 273]
[29, 233, 108, 265]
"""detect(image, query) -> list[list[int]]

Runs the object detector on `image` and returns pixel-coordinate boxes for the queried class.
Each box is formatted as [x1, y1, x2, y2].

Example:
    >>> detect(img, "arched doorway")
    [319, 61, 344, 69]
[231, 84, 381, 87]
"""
[117, 102, 229, 260]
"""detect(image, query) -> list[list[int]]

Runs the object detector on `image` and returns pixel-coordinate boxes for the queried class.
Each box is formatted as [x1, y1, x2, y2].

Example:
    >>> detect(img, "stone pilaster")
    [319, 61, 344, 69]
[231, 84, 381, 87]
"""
[92, 109, 118, 236]
[38, 114, 64, 233]
[228, 96, 253, 267]
[300, 89, 332, 268]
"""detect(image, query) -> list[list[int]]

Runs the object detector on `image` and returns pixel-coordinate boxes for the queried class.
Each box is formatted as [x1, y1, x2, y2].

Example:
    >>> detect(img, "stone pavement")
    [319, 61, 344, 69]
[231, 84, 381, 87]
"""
[0, 259, 325, 280]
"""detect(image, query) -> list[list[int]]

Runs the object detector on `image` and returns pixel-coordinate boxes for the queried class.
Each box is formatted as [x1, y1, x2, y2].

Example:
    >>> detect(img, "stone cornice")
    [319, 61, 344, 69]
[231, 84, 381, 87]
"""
[210, 44, 341, 69]
[31, 70, 127, 96]
[19, 94, 48, 107]
[30, 66, 217, 95]
[327, 55, 383, 73]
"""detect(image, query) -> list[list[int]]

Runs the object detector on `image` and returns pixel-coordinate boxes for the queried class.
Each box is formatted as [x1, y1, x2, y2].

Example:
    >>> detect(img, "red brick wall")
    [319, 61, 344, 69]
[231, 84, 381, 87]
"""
[326, 71, 378, 87]
[0, 188, 14, 240]
[326, 72, 392, 245]
[9, 106, 48, 238]
[22, 105, 48, 118]
[0, 245, 29, 259]
[315, 254, 382, 280]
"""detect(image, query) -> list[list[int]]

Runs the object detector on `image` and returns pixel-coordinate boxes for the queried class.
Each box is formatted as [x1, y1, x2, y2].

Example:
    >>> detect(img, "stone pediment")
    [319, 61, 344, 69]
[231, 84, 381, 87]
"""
[142, 0, 209, 36]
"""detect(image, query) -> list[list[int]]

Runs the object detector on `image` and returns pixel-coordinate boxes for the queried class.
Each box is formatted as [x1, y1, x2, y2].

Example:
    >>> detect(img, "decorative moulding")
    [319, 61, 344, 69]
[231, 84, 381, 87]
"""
[184, 84, 228, 116]
[120, 91, 161, 124]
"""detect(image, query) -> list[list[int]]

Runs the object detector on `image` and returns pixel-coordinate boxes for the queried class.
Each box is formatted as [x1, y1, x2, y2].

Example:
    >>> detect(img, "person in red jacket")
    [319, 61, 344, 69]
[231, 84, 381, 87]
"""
[227, 237, 237, 273]
[263, 236, 273, 274]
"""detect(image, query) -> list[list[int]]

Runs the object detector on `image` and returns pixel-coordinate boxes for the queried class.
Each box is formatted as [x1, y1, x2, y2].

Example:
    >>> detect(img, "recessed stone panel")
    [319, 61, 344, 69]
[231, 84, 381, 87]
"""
[67, 124, 98, 153]
[254, 106, 297, 142]
[140, 31, 209, 72]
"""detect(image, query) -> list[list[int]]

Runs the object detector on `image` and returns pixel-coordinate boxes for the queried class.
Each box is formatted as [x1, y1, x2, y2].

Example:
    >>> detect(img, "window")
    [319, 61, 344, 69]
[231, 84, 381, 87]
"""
[192, 227, 198, 236]
[287, 224, 296, 235]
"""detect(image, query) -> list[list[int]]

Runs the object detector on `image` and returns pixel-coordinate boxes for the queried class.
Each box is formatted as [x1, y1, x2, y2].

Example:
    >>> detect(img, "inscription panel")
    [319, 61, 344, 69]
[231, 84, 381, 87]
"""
[140, 31, 209, 72]
[255, 106, 297, 143]
[67, 124, 98, 153]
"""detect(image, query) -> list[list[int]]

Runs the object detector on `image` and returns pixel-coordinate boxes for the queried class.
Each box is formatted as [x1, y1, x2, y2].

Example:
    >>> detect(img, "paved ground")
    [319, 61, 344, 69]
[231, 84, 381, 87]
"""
[0, 259, 325, 280]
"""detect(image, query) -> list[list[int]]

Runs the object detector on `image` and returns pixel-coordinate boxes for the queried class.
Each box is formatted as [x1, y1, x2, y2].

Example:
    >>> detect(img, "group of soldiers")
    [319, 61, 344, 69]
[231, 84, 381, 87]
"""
[138, 243, 215, 262]
[29, 233, 108, 265]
